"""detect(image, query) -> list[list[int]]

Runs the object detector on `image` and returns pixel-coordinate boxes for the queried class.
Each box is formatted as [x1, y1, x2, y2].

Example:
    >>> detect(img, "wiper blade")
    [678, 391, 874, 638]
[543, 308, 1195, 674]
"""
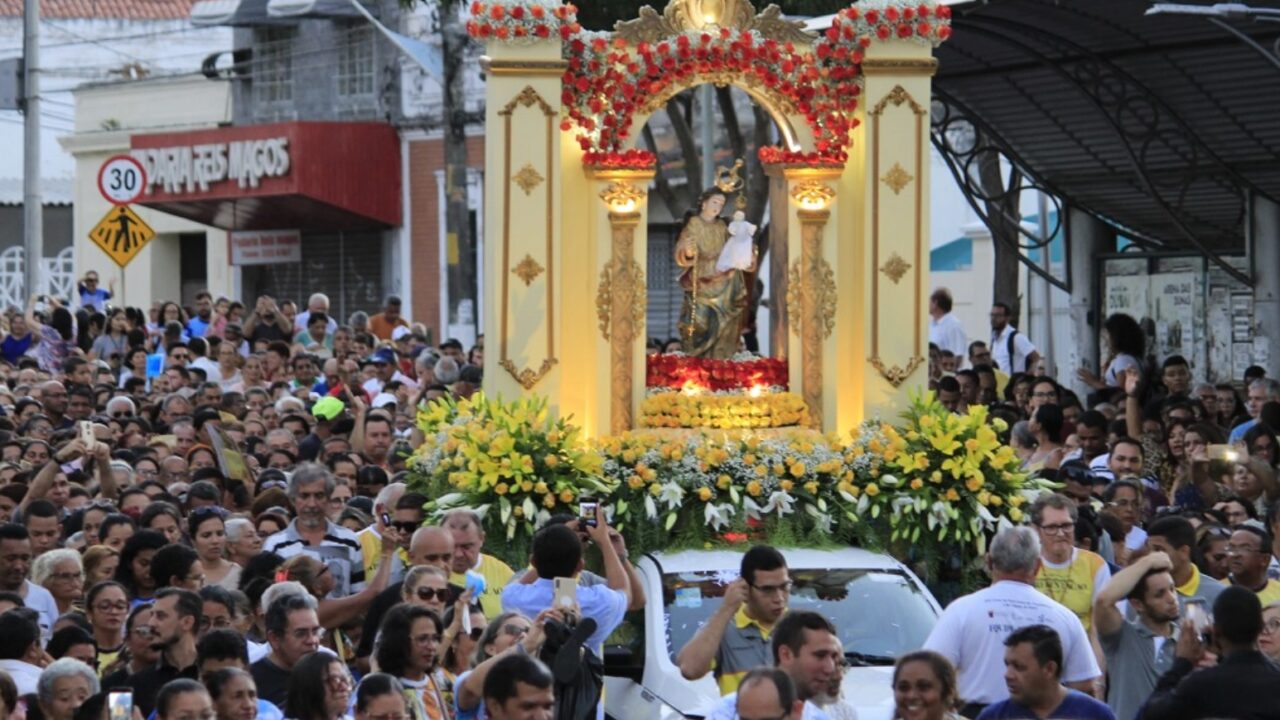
[845, 651, 896, 666]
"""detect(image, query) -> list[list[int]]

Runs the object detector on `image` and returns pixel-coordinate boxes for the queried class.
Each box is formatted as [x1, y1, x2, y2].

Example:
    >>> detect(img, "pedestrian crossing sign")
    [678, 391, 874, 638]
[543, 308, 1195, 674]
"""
[88, 204, 155, 267]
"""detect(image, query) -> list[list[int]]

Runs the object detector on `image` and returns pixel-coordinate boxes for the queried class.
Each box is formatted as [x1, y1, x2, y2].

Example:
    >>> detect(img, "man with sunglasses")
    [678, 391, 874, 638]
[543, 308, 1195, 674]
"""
[357, 482, 409, 586]
[677, 544, 791, 696]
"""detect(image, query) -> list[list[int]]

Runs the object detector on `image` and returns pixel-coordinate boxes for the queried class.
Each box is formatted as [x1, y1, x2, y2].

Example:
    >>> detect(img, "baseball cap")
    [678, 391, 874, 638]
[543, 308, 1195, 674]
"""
[392, 326, 412, 342]
[372, 392, 398, 409]
[312, 396, 346, 421]
[366, 347, 397, 366]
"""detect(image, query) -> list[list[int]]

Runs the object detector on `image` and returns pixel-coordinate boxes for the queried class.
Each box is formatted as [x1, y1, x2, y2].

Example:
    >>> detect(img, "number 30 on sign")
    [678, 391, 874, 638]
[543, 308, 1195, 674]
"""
[97, 155, 147, 206]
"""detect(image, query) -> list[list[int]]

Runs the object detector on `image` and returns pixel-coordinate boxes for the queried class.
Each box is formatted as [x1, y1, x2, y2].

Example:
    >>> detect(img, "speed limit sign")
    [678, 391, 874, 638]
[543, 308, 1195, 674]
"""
[97, 155, 147, 206]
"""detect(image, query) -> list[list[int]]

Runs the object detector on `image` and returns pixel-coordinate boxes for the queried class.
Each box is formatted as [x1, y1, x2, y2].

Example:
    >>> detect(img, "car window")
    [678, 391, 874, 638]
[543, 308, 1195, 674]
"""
[663, 568, 937, 663]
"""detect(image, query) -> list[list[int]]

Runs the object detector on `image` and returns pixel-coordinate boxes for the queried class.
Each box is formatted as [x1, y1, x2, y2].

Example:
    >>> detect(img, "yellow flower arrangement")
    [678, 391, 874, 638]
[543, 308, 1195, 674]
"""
[639, 391, 808, 429]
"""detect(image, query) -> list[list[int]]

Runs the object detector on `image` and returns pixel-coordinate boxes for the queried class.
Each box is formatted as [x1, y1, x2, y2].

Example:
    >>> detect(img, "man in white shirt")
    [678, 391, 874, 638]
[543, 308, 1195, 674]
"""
[705, 611, 841, 720]
[989, 302, 1040, 375]
[0, 609, 45, 693]
[929, 288, 968, 360]
[923, 526, 1100, 718]
[294, 293, 339, 336]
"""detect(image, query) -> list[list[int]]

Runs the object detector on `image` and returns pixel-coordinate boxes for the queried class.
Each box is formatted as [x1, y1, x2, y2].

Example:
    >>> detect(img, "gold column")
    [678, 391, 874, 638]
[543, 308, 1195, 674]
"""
[787, 177, 837, 428]
[593, 174, 651, 434]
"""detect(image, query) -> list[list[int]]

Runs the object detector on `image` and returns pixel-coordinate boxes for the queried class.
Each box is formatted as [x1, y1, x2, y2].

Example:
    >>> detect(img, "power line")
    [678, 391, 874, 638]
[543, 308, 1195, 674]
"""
[0, 22, 221, 54]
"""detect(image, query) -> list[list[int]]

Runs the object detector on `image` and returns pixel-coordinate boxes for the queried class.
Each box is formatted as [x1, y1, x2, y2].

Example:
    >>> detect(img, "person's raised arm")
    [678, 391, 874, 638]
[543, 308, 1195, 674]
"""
[456, 608, 559, 711]
[92, 439, 119, 500]
[604, 527, 646, 611]
[20, 452, 70, 512]
[24, 295, 43, 341]
[1094, 551, 1172, 639]
[1123, 367, 1143, 440]
[585, 505, 629, 601]
[675, 578, 746, 681]
[242, 298, 264, 337]
[316, 527, 400, 629]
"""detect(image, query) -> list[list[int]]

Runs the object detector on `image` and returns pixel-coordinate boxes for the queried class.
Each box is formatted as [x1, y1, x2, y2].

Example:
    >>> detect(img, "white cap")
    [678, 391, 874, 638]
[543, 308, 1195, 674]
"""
[392, 326, 412, 341]
[372, 392, 398, 409]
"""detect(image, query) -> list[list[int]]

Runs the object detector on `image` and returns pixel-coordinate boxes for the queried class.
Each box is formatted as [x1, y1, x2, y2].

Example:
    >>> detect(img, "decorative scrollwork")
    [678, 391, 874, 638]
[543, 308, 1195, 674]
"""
[789, 180, 836, 210]
[500, 358, 558, 390]
[512, 164, 545, 195]
[598, 181, 645, 214]
[596, 260, 647, 341]
[880, 163, 913, 195]
[512, 254, 544, 286]
[615, 0, 814, 45]
[784, 257, 836, 339]
[879, 253, 911, 285]
[870, 356, 924, 388]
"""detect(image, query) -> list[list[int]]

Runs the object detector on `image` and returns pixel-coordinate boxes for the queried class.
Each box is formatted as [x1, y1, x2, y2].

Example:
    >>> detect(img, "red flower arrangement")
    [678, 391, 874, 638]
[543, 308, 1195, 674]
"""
[757, 146, 848, 168]
[466, 2, 580, 44]
[582, 149, 657, 170]
[646, 355, 789, 392]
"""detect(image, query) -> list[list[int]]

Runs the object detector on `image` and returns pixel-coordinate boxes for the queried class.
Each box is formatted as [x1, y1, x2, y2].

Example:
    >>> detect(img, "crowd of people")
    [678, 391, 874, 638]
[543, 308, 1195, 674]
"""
[0, 274, 1269, 720]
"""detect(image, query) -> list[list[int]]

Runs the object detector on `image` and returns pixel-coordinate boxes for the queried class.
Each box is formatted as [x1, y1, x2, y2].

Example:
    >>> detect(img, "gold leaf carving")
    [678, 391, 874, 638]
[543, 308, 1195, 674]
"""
[879, 252, 911, 284]
[599, 181, 646, 213]
[789, 179, 836, 209]
[500, 358, 558, 390]
[870, 85, 926, 117]
[870, 356, 924, 388]
[499, 86, 555, 118]
[783, 257, 836, 339]
[511, 254, 544, 286]
[596, 260, 647, 341]
[785, 261, 803, 337]
[880, 163, 913, 195]
[512, 164, 545, 196]
[616, 0, 814, 45]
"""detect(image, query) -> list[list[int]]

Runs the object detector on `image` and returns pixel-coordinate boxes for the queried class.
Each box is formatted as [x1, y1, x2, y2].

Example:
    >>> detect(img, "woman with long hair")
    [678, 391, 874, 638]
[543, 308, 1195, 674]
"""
[100, 604, 160, 686]
[190, 508, 241, 591]
[85, 581, 128, 675]
[89, 309, 130, 364]
[1077, 312, 1145, 395]
[113, 529, 166, 605]
[286, 652, 353, 720]
[119, 346, 150, 388]
[26, 295, 78, 374]
[1023, 404, 1065, 474]
[374, 605, 449, 720]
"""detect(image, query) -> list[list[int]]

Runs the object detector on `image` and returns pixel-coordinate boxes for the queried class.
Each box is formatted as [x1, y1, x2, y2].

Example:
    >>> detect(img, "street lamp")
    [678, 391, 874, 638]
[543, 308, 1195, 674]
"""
[1146, 3, 1280, 72]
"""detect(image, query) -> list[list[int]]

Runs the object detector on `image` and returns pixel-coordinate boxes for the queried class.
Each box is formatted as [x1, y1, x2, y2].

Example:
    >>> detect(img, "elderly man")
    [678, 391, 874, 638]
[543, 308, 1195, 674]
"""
[356, 482, 408, 583]
[293, 293, 338, 335]
[443, 509, 514, 618]
[1230, 378, 1280, 443]
[355, 525, 456, 669]
[924, 526, 1100, 718]
[262, 464, 365, 597]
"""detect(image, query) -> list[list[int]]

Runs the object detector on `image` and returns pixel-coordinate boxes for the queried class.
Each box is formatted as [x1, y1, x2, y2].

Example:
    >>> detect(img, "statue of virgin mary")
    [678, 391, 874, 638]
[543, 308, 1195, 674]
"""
[674, 187, 756, 359]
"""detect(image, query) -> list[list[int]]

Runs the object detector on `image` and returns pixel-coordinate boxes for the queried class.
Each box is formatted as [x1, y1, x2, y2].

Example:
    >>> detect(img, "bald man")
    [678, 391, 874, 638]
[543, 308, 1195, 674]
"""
[354, 524, 461, 669]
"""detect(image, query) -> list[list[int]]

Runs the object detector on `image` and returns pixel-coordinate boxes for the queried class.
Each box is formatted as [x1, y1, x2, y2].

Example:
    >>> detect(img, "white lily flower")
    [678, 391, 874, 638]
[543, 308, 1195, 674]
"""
[856, 493, 870, 515]
[975, 502, 997, 525]
[644, 494, 658, 520]
[764, 491, 796, 516]
[658, 482, 686, 510]
[743, 495, 764, 520]
[704, 502, 736, 531]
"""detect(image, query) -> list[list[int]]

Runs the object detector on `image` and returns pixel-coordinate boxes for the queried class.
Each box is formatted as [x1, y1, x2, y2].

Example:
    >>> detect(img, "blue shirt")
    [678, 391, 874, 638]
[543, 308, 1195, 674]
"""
[453, 670, 484, 720]
[500, 577, 627, 655]
[976, 690, 1116, 720]
[79, 285, 111, 312]
[187, 316, 212, 338]
[1230, 419, 1258, 444]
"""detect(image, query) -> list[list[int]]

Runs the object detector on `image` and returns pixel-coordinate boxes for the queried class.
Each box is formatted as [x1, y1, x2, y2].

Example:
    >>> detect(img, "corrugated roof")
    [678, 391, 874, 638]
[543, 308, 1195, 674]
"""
[936, 0, 1280, 254]
[0, 0, 194, 19]
[0, 177, 74, 206]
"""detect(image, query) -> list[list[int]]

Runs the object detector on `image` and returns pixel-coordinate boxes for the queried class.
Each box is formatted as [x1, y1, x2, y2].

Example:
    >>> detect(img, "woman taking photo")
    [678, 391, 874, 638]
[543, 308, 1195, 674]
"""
[85, 581, 129, 674]
[190, 507, 241, 590]
[286, 652, 354, 720]
[374, 605, 449, 720]
[1076, 312, 1145, 400]
[33, 550, 85, 616]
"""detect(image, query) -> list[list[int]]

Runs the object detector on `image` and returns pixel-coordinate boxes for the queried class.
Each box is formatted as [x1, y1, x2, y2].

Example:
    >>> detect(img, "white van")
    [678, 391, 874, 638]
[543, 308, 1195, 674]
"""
[602, 547, 943, 720]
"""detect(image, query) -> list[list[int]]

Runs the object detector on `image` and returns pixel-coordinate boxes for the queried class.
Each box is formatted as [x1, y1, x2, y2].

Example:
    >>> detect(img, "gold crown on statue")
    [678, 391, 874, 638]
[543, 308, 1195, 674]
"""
[715, 159, 747, 210]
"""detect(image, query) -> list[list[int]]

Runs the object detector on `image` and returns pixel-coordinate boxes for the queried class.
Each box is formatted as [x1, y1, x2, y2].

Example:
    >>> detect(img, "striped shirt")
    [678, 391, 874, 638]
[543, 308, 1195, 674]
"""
[264, 520, 366, 597]
[714, 606, 776, 696]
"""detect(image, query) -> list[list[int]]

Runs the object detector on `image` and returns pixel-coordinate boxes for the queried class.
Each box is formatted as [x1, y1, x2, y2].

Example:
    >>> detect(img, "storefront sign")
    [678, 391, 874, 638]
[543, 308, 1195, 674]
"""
[229, 230, 302, 265]
[133, 137, 291, 195]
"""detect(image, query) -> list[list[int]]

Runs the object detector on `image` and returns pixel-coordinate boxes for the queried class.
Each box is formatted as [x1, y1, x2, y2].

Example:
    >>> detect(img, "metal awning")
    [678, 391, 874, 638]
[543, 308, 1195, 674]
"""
[934, 0, 1280, 256]
[189, 0, 361, 26]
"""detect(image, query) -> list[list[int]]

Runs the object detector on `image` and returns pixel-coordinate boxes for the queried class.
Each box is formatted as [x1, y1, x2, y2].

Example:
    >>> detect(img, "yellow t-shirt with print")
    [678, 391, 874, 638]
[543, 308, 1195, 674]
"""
[1035, 548, 1109, 633]
[450, 553, 515, 619]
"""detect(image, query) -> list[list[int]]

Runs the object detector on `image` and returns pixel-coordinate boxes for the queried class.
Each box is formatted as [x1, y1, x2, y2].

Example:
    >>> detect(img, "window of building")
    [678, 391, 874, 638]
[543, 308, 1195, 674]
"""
[336, 25, 376, 100]
[253, 27, 296, 112]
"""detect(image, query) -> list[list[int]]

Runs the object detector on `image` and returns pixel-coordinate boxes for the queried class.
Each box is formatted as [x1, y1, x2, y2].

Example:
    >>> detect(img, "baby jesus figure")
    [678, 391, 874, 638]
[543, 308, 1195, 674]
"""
[715, 210, 757, 273]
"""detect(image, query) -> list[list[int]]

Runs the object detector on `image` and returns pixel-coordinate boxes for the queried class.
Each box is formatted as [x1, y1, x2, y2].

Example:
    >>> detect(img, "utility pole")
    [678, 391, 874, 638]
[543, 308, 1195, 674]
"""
[22, 0, 41, 299]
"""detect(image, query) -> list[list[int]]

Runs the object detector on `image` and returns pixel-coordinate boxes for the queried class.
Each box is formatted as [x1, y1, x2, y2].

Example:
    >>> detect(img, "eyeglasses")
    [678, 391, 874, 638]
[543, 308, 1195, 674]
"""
[1263, 619, 1280, 635]
[289, 627, 326, 641]
[191, 506, 227, 520]
[415, 587, 450, 602]
[132, 626, 156, 638]
[324, 673, 353, 690]
[750, 581, 793, 596]
[500, 623, 529, 638]
[1037, 522, 1075, 536]
[1227, 545, 1265, 555]
[1109, 499, 1138, 509]
[94, 601, 128, 612]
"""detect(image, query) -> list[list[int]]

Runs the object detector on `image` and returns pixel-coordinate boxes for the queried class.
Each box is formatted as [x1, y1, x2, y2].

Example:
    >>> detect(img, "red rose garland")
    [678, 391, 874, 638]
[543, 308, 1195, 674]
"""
[646, 355, 789, 392]
[466, 2, 580, 43]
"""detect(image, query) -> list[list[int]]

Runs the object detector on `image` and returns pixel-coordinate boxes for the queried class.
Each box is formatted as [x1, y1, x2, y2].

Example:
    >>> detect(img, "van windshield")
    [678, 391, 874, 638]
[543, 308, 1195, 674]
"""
[662, 567, 938, 664]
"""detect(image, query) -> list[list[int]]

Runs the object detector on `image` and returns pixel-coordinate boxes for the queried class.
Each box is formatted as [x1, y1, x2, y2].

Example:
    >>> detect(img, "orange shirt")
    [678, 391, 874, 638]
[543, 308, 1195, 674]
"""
[369, 313, 409, 340]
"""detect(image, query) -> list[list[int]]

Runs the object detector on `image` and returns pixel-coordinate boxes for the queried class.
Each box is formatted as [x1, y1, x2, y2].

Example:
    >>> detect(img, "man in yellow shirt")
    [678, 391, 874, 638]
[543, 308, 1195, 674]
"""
[355, 483, 416, 584]
[442, 509, 513, 618]
[1226, 525, 1280, 606]
[1031, 493, 1111, 633]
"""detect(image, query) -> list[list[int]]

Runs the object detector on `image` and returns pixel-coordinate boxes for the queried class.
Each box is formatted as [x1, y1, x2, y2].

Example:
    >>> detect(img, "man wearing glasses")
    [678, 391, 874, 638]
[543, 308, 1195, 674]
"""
[1225, 525, 1280, 606]
[252, 593, 323, 710]
[677, 545, 792, 696]
[1032, 494, 1111, 636]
